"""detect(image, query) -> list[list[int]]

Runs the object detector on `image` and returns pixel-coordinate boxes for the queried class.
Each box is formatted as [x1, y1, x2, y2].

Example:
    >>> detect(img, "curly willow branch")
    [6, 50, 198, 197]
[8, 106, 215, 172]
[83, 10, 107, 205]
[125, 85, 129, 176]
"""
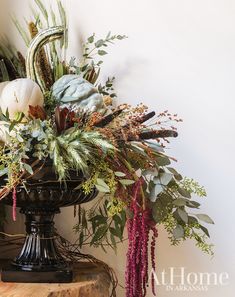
[55, 234, 118, 297]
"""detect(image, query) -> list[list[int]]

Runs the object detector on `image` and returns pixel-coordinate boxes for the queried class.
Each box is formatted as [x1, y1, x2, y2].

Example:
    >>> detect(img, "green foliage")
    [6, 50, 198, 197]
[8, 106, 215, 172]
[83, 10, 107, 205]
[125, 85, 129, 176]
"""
[73, 199, 126, 253]
[36, 124, 115, 180]
[181, 177, 207, 197]
[147, 170, 213, 254]
[107, 198, 126, 217]
[162, 213, 214, 255]
[68, 32, 126, 87]
[98, 77, 117, 98]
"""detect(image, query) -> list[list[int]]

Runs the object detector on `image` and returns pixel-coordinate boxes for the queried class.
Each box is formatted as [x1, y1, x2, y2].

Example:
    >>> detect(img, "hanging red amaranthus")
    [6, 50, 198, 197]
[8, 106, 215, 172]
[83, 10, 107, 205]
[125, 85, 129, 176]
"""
[125, 180, 158, 297]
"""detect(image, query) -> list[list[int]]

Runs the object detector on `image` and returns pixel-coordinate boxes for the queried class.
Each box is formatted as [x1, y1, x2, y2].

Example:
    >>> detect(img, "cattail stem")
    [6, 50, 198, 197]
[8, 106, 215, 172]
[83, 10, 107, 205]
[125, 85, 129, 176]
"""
[127, 129, 178, 141]
[94, 109, 124, 127]
[136, 111, 156, 124]
[123, 111, 156, 129]
[17, 51, 26, 74]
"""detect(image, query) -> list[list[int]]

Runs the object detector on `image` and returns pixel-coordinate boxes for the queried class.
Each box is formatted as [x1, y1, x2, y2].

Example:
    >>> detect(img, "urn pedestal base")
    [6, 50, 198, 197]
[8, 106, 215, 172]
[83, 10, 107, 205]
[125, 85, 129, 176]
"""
[1, 266, 73, 283]
[2, 207, 73, 283]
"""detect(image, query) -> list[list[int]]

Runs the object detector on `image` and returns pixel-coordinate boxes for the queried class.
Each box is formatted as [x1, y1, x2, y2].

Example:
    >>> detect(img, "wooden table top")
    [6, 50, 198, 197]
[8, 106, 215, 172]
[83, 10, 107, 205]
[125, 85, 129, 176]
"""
[0, 260, 110, 297]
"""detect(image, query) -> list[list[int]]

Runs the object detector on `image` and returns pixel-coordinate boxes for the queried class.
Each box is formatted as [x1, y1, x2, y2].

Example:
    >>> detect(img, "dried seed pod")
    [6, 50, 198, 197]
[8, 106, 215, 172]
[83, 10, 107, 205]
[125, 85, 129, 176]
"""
[127, 129, 178, 141]
[94, 109, 124, 127]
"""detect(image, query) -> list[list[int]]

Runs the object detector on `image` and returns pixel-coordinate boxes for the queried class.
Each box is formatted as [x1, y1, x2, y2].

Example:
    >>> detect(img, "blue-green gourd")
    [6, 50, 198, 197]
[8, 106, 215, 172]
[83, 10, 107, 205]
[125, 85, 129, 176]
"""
[52, 74, 104, 112]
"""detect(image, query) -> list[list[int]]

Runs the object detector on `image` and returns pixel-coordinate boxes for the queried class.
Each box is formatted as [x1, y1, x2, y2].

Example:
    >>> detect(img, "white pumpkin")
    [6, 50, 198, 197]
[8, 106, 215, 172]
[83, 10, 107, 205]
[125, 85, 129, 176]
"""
[0, 78, 44, 119]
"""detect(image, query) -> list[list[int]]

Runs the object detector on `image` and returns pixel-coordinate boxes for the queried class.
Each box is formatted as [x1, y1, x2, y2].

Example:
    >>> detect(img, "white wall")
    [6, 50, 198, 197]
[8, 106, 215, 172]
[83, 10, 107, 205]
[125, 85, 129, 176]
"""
[2, 1, 235, 296]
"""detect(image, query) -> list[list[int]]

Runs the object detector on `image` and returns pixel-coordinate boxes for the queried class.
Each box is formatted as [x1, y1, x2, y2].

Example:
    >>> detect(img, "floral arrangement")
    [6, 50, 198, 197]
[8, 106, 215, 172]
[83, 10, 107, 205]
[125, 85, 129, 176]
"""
[0, 1, 214, 296]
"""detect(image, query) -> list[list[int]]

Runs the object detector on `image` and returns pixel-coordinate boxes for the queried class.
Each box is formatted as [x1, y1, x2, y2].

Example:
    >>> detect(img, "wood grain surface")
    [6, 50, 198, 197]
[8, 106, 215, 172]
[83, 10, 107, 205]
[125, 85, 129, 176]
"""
[0, 261, 110, 297]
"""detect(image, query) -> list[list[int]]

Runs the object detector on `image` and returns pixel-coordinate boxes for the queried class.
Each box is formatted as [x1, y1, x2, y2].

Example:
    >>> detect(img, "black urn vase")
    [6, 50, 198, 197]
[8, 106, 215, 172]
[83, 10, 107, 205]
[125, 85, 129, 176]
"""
[0, 160, 98, 283]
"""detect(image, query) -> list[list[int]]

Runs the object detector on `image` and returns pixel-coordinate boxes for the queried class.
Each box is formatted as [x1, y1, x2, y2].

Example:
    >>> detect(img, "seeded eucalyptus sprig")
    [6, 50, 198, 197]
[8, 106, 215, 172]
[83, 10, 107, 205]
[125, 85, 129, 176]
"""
[68, 32, 127, 88]
[83, 32, 127, 59]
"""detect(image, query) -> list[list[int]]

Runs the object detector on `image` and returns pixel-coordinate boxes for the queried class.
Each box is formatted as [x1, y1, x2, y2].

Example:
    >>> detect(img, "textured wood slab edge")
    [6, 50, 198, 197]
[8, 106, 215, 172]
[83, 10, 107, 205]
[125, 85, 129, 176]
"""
[0, 260, 110, 297]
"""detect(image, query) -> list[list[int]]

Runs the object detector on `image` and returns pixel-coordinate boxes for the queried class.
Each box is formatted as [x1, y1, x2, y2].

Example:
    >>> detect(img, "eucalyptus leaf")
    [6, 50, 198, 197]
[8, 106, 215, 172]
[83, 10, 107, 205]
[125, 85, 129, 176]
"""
[96, 178, 109, 187]
[117, 35, 127, 40]
[114, 171, 126, 177]
[95, 39, 104, 48]
[156, 155, 171, 166]
[196, 214, 214, 224]
[95, 178, 110, 193]
[109, 227, 120, 238]
[159, 193, 174, 207]
[98, 50, 108, 56]
[142, 168, 158, 177]
[173, 198, 187, 206]
[159, 172, 173, 186]
[152, 198, 168, 223]
[88, 35, 94, 43]
[119, 179, 135, 186]
[173, 224, 184, 239]
[177, 208, 188, 223]
[167, 167, 183, 181]
[188, 216, 198, 224]
[178, 187, 191, 198]
[149, 184, 164, 202]
[186, 200, 201, 208]
[90, 225, 107, 245]
[153, 177, 160, 184]
[95, 184, 110, 193]
[23, 163, 33, 175]
[199, 225, 210, 237]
